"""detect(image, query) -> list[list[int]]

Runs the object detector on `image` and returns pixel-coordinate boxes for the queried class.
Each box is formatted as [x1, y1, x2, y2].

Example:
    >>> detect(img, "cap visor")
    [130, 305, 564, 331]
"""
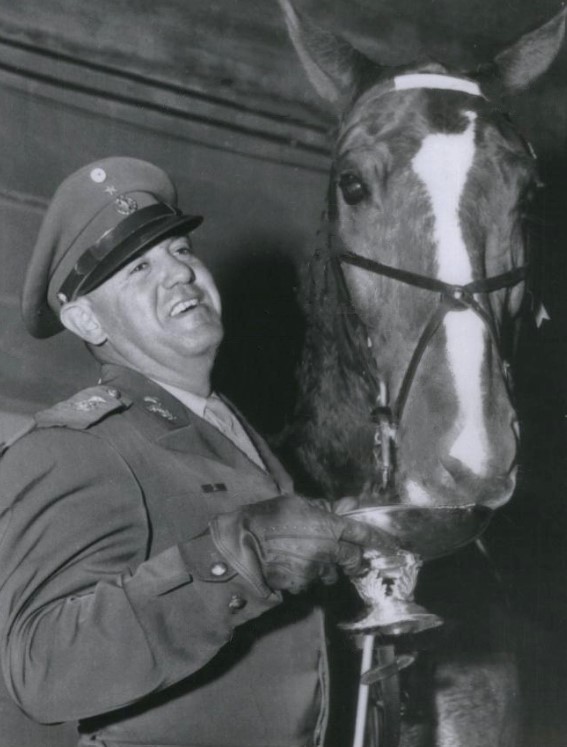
[79, 213, 203, 296]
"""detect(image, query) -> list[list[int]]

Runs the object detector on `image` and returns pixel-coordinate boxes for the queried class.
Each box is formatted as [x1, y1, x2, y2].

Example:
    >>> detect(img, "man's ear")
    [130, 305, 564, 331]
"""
[59, 297, 107, 345]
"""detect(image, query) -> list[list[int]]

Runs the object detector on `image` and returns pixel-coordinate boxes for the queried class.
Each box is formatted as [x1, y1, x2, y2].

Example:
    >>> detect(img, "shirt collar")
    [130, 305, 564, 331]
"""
[153, 379, 215, 419]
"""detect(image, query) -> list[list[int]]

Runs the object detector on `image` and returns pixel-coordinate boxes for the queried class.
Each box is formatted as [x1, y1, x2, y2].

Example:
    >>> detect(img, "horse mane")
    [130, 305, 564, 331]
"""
[285, 207, 378, 499]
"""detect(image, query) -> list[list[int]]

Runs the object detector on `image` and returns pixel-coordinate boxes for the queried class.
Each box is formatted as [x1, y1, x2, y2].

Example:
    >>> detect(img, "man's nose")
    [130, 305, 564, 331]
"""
[161, 255, 196, 286]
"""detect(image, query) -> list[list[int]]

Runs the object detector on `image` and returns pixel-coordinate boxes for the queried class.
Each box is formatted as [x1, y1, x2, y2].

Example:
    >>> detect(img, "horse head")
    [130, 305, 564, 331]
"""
[281, 2, 565, 512]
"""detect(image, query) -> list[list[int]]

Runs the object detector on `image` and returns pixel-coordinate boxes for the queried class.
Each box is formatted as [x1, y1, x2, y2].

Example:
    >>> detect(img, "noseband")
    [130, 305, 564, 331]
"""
[331, 74, 533, 492]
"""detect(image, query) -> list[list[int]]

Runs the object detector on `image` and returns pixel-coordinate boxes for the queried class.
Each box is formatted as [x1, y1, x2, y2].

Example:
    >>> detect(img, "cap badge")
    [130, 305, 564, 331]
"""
[90, 167, 107, 184]
[114, 195, 138, 216]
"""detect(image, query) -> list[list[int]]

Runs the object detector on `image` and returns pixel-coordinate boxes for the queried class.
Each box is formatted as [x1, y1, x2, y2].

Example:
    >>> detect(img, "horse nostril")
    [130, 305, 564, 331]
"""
[441, 454, 471, 484]
[440, 453, 517, 508]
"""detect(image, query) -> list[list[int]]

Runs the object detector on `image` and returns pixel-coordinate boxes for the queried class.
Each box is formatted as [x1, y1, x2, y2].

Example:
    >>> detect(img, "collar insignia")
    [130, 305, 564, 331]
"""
[143, 396, 177, 422]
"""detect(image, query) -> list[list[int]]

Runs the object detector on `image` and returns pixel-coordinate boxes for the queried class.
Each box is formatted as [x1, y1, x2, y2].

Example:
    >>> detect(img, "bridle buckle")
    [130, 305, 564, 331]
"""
[444, 286, 472, 308]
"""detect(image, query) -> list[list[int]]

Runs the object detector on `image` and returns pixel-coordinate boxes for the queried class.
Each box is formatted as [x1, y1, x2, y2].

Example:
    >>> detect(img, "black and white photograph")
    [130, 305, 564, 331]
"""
[0, 2, 564, 746]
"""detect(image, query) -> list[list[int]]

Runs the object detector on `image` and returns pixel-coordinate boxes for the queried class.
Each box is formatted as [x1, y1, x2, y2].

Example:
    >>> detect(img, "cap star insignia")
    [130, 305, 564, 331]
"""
[104, 185, 118, 195]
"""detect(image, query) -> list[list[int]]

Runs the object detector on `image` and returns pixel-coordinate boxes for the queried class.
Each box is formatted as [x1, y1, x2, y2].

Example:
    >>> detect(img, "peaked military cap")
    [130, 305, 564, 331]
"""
[22, 157, 203, 338]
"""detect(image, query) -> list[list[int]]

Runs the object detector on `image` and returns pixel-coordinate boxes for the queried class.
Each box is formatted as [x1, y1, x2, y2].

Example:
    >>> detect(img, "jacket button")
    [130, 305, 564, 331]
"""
[210, 562, 228, 577]
[228, 594, 247, 611]
[105, 387, 120, 398]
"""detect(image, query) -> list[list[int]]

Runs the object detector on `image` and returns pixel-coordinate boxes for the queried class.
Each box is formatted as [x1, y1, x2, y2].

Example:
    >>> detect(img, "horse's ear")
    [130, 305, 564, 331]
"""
[277, 0, 382, 109]
[480, 7, 566, 94]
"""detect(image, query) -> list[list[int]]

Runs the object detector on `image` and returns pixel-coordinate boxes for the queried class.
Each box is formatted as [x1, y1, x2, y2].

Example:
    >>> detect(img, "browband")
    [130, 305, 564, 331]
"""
[393, 73, 484, 98]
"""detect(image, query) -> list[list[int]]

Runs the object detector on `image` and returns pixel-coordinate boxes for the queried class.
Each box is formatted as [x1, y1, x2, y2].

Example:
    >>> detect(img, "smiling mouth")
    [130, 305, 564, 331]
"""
[170, 298, 200, 317]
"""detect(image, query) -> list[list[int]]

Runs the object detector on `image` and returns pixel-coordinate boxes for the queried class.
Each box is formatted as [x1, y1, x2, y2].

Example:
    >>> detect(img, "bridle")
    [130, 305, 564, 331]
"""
[330, 73, 533, 493]
[336, 251, 527, 490]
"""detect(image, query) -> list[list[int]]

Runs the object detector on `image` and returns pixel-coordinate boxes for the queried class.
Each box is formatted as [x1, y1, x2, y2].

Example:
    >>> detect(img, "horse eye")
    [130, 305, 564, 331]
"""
[338, 172, 367, 205]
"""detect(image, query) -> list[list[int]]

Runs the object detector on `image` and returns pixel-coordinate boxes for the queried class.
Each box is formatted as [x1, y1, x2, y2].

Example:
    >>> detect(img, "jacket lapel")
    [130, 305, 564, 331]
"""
[99, 364, 291, 490]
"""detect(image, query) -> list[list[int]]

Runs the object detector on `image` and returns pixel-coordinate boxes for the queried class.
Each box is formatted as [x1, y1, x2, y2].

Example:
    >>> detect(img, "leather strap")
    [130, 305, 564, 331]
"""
[339, 251, 527, 296]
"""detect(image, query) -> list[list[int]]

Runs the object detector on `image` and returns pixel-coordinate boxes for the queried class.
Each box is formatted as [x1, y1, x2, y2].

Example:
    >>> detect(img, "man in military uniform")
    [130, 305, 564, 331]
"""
[0, 157, 398, 747]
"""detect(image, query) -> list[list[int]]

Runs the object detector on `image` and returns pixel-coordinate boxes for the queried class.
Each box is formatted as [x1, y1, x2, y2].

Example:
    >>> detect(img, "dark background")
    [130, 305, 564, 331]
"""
[0, 1, 564, 745]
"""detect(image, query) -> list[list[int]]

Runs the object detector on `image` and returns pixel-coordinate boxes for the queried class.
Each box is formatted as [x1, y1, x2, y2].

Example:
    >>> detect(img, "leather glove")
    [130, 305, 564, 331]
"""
[209, 494, 401, 596]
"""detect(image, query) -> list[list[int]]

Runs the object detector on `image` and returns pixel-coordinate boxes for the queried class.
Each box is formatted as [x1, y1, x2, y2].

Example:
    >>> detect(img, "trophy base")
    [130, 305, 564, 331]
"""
[340, 603, 443, 636]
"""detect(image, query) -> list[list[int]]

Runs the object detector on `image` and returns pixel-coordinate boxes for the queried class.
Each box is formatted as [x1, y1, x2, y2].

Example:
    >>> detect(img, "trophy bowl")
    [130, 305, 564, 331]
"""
[341, 505, 492, 635]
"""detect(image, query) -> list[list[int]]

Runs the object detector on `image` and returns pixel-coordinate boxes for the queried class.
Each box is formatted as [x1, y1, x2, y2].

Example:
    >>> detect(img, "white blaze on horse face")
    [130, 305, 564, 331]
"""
[412, 112, 489, 476]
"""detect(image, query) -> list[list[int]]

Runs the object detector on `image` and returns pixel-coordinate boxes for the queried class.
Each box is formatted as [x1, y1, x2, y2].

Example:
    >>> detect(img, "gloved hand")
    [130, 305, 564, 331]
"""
[209, 494, 401, 595]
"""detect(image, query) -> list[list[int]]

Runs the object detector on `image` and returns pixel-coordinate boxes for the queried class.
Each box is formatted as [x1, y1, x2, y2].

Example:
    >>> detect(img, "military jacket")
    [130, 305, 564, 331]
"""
[0, 365, 329, 747]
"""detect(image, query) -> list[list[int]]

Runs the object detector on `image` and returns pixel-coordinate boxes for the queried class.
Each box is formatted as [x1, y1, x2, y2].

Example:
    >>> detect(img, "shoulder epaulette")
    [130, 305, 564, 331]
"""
[0, 386, 131, 455]
[34, 385, 130, 430]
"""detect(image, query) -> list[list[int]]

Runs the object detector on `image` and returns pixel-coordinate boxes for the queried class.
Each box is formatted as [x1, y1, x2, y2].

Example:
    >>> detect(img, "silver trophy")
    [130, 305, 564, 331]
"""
[342, 504, 492, 635]
[341, 505, 493, 747]
[341, 504, 492, 635]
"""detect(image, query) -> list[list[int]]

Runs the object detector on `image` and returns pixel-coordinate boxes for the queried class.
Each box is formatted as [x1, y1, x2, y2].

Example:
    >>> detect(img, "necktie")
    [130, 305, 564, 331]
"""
[203, 396, 266, 471]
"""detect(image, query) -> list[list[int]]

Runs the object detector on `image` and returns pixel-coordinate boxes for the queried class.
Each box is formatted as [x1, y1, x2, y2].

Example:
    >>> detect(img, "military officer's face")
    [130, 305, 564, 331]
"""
[78, 234, 224, 378]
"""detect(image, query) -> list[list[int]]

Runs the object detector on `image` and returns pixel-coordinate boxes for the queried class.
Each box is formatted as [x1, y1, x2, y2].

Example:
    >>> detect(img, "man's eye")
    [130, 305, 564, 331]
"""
[129, 260, 149, 274]
[173, 244, 193, 257]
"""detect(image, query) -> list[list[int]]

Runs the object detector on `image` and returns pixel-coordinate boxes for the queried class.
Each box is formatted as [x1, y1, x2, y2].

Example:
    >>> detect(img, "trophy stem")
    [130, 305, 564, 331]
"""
[341, 549, 443, 635]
